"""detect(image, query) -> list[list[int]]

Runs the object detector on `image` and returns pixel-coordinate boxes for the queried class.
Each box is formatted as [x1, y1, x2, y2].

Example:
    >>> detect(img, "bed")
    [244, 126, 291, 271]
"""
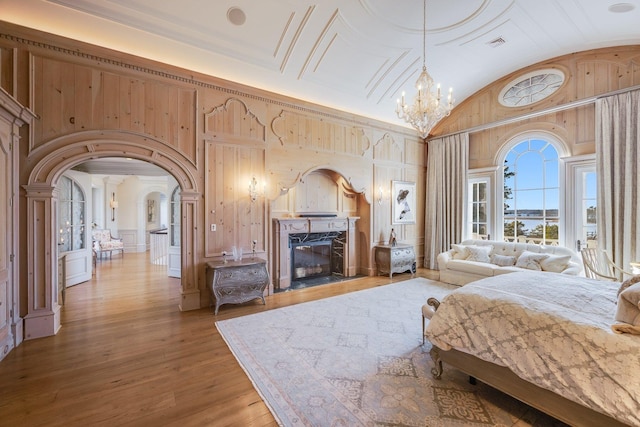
[423, 271, 640, 427]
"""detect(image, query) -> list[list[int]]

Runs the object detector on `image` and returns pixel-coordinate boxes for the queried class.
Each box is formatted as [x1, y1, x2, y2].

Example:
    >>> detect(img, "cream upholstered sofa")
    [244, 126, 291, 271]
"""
[438, 239, 582, 286]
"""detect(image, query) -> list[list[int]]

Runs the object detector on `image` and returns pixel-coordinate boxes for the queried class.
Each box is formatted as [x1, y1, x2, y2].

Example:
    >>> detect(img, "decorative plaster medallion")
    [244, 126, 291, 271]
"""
[498, 69, 565, 107]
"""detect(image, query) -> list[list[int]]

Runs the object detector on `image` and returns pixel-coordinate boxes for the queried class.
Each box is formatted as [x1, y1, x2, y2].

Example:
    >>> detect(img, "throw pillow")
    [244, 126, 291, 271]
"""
[515, 251, 549, 271]
[451, 244, 470, 260]
[540, 254, 571, 273]
[618, 275, 640, 297]
[491, 254, 517, 267]
[466, 245, 493, 263]
[615, 282, 640, 326]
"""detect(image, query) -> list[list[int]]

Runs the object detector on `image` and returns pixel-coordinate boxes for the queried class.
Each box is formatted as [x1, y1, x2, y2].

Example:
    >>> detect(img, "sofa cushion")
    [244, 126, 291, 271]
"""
[515, 251, 549, 271]
[447, 259, 496, 275]
[491, 254, 516, 267]
[466, 245, 492, 263]
[451, 244, 470, 260]
[540, 254, 571, 273]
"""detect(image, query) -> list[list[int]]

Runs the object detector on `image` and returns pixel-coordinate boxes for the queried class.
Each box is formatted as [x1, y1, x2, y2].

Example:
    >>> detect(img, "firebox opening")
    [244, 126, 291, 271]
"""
[288, 231, 346, 285]
[291, 242, 332, 280]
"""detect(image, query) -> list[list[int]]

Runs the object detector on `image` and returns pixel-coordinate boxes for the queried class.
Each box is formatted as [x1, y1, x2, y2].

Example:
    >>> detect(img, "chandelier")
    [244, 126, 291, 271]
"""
[396, 0, 454, 138]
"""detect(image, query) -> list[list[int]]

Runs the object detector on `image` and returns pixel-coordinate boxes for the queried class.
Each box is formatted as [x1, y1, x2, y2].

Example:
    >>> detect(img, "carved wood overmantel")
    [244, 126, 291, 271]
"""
[272, 217, 359, 290]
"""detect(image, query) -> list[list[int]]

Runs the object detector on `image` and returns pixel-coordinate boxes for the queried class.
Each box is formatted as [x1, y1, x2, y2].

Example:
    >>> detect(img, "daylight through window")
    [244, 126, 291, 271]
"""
[503, 139, 559, 245]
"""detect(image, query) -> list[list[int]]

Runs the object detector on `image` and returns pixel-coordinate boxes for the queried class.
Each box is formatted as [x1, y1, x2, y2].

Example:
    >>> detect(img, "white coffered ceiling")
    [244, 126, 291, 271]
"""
[2, 0, 640, 132]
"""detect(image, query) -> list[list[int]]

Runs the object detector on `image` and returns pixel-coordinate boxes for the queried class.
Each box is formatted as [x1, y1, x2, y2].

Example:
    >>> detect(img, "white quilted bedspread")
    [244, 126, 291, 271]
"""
[424, 271, 640, 426]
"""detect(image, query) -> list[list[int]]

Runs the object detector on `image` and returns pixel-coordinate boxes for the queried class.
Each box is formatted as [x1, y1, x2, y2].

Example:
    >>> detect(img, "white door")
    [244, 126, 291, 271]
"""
[167, 186, 181, 278]
[0, 116, 15, 360]
[58, 173, 93, 286]
[565, 159, 597, 253]
[576, 167, 597, 250]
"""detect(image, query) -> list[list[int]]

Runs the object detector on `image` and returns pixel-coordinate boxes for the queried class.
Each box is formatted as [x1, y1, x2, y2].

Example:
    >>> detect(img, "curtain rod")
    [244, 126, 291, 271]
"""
[429, 84, 640, 141]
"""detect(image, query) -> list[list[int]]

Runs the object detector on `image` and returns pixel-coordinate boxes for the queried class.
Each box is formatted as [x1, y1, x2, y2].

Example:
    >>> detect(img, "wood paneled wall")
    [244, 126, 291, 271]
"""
[431, 46, 640, 169]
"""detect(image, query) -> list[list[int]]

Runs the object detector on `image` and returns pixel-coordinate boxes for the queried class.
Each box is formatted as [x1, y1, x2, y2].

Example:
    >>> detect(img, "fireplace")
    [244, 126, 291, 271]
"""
[273, 217, 359, 290]
[289, 232, 345, 280]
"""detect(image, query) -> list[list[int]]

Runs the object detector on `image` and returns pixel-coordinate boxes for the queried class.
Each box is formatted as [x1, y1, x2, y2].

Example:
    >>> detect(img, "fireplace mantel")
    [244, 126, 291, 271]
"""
[272, 217, 359, 290]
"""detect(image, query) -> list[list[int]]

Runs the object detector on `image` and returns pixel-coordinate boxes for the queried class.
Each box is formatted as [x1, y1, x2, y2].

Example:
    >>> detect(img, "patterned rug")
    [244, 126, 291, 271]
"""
[216, 278, 562, 426]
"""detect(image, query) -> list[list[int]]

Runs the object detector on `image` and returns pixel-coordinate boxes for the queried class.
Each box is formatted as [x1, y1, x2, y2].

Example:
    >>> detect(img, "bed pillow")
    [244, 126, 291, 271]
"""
[612, 282, 640, 334]
[615, 282, 640, 325]
[451, 244, 470, 260]
[466, 245, 493, 263]
[618, 275, 640, 297]
[491, 254, 517, 267]
[515, 251, 549, 271]
[540, 254, 571, 273]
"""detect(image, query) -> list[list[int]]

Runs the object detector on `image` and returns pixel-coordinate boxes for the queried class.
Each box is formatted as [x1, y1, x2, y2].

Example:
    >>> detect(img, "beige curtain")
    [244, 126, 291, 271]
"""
[595, 89, 640, 271]
[424, 133, 469, 269]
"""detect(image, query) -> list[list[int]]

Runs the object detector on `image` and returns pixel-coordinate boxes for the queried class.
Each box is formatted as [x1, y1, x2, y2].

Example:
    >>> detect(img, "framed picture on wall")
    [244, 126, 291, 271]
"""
[147, 199, 155, 222]
[392, 180, 416, 224]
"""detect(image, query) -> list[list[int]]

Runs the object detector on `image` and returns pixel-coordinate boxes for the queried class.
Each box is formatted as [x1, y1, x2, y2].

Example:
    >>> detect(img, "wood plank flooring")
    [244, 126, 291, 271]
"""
[0, 252, 439, 426]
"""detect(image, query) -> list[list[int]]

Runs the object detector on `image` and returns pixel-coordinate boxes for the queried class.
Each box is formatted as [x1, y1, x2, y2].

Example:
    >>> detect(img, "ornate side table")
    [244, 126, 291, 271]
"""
[374, 244, 416, 278]
[206, 258, 269, 314]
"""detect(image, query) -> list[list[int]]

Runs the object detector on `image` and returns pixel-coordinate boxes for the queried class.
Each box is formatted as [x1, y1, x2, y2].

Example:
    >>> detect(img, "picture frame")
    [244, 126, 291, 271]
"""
[147, 199, 155, 222]
[392, 180, 416, 224]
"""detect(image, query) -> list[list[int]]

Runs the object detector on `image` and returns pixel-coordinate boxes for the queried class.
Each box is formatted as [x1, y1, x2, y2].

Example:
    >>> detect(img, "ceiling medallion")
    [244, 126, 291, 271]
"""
[396, 0, 454, 138]
[498, 69, 565, 107]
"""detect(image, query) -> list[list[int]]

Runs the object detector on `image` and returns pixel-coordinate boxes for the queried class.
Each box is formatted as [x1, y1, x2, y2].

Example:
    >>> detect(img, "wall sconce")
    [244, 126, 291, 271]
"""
[378, 186, 384, 205]
[249, 176, 262, 202]
[110, 192, 119, 221]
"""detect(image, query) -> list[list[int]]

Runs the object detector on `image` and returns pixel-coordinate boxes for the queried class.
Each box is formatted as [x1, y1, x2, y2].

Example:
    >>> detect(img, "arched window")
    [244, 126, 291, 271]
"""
[58, 175, 86, 252]
[502, 138, 559, 245]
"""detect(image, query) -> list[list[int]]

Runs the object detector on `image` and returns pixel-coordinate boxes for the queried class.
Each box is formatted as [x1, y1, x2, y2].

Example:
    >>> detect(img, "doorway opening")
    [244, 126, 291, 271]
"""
[59, 157, 182, 295]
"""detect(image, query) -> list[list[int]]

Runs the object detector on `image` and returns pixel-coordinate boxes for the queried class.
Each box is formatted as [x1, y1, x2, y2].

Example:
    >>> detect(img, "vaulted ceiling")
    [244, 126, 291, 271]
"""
[3, 0, 640, 132]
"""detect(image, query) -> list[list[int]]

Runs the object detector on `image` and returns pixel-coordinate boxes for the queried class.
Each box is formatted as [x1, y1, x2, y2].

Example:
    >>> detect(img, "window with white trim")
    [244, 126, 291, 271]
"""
[502, 138, 559, 245]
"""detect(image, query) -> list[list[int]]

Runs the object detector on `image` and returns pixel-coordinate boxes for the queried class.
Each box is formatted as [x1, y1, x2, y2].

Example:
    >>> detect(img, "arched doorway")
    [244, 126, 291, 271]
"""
[23, 130, 201, 339]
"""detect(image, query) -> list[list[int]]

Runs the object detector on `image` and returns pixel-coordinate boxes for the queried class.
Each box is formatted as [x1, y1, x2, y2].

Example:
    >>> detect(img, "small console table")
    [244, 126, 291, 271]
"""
[206, 258, 269, 315]
[375, 244, 416, 278]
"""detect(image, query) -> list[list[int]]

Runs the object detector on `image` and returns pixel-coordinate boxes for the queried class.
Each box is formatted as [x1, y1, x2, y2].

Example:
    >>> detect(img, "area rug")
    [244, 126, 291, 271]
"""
[216, 278, 556, 426]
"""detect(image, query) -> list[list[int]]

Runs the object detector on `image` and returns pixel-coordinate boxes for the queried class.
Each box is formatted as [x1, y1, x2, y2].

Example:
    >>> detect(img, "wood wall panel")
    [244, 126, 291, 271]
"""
[371, 130, 424, 249]
[373, 133, 402, 163]
[204, 98, 266, 144]
[31, 56, 198, 165]
[0, 47, 15, 95]
[271, 109, 370, 157]
[205, 142, 265, 257]
[404, 137, 424, 167]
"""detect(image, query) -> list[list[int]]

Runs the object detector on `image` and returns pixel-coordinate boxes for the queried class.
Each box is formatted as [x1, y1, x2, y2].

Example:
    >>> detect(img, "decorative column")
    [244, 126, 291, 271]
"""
[23, 183, 61, 339]
[345, 217, 359, 276]
[179, 190, 201, 311]
[272, 218, 309, 290]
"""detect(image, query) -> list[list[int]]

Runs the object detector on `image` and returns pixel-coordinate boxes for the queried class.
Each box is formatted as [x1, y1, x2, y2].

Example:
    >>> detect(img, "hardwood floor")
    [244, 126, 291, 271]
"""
[0, 252, 439, 426]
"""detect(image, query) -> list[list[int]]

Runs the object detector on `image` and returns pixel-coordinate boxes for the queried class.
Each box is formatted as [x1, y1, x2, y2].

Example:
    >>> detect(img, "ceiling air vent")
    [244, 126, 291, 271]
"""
[487, 37, 506, 48]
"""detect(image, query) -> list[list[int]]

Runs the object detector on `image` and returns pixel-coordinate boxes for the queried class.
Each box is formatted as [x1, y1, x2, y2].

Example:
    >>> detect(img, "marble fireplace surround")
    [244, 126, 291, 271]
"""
[272, 217, 359, 290]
